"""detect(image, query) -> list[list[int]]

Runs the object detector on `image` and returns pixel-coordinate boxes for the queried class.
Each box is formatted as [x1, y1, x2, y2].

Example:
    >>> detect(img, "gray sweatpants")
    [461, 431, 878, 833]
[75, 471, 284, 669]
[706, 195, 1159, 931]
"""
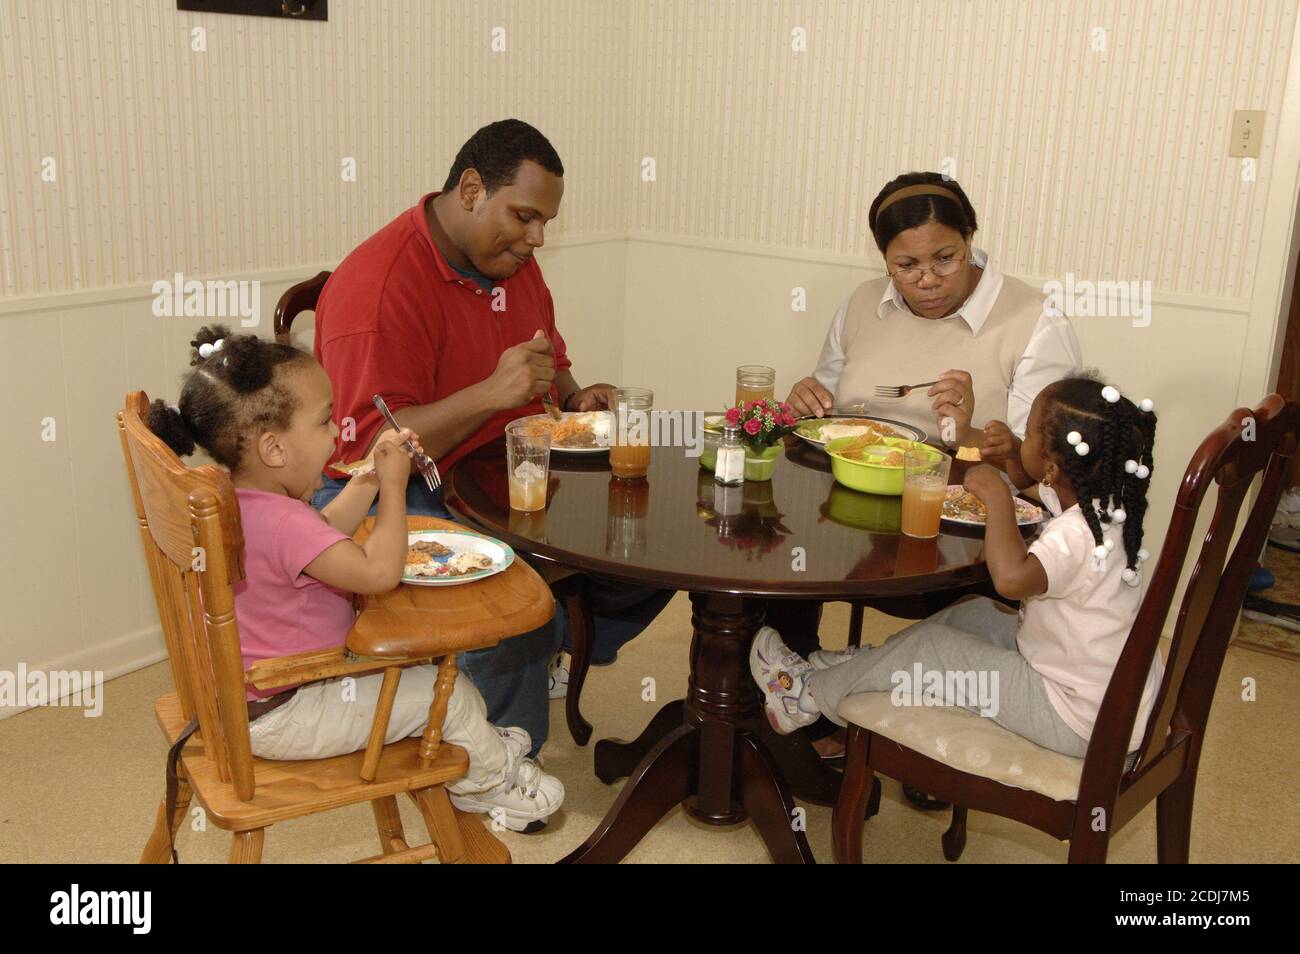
[806, 597, 1090, 757]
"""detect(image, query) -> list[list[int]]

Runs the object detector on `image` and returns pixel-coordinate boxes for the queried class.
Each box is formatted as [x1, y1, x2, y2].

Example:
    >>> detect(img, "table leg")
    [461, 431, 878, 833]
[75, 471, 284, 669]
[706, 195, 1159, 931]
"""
[593, 699, 685, 785]
[737, 732, 817, 864]
[563, 592, 814, 864]
[560, 724, 698, 864]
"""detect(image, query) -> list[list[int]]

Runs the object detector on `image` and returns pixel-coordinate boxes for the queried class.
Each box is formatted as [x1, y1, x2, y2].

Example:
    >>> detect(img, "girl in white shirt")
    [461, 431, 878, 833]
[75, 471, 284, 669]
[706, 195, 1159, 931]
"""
[752, 375, 1163, 757]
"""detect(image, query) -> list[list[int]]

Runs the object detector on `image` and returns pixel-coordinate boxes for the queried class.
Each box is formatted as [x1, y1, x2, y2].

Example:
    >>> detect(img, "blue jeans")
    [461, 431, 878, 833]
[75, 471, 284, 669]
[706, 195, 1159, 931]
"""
[313, 475, 669, 755]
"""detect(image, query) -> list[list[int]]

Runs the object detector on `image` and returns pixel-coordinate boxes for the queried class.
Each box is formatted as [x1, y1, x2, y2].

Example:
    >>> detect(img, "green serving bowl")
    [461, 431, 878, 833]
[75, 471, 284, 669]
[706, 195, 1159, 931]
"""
[825, 436, 937, 496]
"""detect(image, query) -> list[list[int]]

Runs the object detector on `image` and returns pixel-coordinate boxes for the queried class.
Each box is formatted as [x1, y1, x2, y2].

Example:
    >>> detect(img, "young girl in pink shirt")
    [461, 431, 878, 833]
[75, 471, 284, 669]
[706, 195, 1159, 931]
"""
[753, 375, 1163, 757]
[148, 325, 563, 832]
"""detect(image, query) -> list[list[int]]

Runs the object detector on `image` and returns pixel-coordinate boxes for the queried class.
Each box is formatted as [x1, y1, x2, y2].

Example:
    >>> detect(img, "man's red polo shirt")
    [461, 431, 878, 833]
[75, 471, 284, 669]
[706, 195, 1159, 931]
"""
[314, 192, 571, 472]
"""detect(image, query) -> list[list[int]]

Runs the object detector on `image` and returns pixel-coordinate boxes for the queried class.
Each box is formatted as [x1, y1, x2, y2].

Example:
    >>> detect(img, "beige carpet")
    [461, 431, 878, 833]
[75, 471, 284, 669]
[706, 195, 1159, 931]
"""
[2, 596, 1296, 864]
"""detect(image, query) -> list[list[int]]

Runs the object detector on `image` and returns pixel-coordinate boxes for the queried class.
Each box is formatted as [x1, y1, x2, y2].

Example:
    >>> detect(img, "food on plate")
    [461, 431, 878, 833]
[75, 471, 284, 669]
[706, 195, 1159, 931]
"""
[518, 412, 609, 449]
[404, 539, 496, 578]
[956, 446, 982, 461]
[448, 552, 494, 574]
[804, 418, 905, 444]
[328, 457, 376, 477]
[943, 486, 1043, 525]
[408, 539, 452, 559]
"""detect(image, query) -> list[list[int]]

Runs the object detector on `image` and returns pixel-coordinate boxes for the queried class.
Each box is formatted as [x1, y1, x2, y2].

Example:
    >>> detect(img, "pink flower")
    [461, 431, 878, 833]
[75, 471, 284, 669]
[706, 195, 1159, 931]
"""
[744, 401, 758, 414]
[744, 418, 761, 436]
[725, 406, 741, 425]
[781, 413, 796, 427]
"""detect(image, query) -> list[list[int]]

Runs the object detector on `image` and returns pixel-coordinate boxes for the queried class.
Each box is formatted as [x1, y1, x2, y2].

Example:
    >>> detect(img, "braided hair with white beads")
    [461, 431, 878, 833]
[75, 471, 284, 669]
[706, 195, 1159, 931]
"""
[1038, 375, 1158, 578]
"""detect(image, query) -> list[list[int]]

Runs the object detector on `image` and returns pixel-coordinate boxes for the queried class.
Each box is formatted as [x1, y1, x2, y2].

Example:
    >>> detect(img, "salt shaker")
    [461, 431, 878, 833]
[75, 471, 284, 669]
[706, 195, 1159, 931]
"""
[714, 424, 745, 486]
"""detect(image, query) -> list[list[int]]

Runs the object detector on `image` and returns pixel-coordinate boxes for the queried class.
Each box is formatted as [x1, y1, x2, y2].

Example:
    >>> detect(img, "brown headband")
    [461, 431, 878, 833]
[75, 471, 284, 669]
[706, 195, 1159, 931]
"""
[875, 183, 964, 217]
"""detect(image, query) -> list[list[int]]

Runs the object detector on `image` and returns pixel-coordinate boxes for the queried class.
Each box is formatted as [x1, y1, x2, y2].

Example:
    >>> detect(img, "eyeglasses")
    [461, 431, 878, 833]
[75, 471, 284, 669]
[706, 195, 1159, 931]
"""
[888, 253, 967, 286]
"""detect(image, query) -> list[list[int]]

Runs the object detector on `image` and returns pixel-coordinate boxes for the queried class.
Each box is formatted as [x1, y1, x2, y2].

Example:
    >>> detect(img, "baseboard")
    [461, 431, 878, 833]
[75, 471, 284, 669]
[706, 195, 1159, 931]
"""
[0, 624, 167, 721]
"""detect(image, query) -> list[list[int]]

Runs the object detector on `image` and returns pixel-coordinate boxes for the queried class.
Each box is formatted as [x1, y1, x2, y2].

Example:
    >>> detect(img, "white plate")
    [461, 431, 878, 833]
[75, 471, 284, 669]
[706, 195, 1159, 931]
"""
[403, 529, 515, 586]
[513, 411, 613, 454]
[793, 416, 927, 449]
[941, 485, 1045, 527]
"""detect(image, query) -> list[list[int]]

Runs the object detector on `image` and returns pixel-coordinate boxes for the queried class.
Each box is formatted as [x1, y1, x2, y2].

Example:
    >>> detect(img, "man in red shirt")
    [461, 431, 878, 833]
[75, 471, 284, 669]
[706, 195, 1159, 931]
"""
[311, 120, 671, 761]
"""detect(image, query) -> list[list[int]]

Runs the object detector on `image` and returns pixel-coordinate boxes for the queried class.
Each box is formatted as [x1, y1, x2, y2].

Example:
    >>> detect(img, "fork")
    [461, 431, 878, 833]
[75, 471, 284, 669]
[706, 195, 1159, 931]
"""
[372, 394, 441, 493]
[873, 380, 940, 399]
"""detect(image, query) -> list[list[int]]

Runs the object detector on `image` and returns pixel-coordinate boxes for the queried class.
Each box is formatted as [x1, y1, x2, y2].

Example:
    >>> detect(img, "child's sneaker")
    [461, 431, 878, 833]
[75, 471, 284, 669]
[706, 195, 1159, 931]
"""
[450, 758, 565, 833]
[495, 726, 531, 761]
[548, 653, 569, 700]
[749, 626, 818, 735]
[808, 645, 863, 670]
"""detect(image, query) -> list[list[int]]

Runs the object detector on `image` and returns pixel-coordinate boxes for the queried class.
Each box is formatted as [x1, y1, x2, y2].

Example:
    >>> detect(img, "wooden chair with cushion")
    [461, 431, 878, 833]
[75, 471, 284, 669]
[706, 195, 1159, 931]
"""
[119, 391, 555, 863]
[833, 394, 1299, 863]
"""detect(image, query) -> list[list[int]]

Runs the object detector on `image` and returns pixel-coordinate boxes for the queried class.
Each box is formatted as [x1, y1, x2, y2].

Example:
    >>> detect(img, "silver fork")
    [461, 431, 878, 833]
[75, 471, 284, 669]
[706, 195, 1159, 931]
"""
[873, 380, 940, 399]
[372, 394, 441, 493]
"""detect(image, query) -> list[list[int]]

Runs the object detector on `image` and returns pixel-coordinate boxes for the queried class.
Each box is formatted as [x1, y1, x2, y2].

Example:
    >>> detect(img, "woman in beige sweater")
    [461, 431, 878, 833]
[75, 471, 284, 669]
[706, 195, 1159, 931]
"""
[786, 172, 1081, 452]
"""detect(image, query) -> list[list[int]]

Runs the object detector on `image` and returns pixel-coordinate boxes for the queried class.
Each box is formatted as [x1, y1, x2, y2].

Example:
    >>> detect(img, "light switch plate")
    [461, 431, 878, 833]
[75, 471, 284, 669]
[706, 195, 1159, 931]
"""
[1229, 110, 1265, 158]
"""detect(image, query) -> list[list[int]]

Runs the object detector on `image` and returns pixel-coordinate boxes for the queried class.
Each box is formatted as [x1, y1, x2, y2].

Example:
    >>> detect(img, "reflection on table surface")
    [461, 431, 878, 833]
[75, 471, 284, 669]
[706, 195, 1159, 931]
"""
[444, 435, 1030, 598]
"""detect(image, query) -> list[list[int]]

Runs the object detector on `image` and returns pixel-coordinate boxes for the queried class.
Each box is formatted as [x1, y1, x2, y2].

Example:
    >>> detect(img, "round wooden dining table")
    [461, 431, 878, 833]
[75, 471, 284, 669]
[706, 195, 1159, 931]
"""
[444, 432, 1026, 864]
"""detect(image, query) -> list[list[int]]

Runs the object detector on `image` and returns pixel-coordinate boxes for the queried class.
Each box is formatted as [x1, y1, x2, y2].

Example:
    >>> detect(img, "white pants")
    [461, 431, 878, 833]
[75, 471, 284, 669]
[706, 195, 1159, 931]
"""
[247, 664, 514, 795]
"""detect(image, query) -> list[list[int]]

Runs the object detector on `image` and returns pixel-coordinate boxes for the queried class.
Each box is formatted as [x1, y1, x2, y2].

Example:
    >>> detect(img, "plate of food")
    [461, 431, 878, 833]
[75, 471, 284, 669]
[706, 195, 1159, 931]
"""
[942, 486, 1045, 527]
[514, 411, 613, 454]
[794, 415, 926, 450]
[403, 529, 515, 586]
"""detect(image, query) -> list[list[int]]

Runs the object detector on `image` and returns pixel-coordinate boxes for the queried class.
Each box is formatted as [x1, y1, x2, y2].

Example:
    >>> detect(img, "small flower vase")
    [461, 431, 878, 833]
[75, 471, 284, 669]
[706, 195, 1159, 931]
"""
[744, 443, 782, 481]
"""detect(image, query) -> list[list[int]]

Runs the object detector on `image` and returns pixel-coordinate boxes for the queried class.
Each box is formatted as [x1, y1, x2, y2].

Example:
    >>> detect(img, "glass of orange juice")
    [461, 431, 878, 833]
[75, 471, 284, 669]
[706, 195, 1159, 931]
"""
[901, 445, 951, 538]
[505, 419, 551, 511]
[610, 387, 653, 479]
[735, 365, 776, 407]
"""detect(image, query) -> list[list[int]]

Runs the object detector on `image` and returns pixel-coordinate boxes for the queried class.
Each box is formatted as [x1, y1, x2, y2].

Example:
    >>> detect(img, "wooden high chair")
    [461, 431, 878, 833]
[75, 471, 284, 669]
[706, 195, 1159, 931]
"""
[118, 391, 555, 863]
[832, 394, 1300, 863]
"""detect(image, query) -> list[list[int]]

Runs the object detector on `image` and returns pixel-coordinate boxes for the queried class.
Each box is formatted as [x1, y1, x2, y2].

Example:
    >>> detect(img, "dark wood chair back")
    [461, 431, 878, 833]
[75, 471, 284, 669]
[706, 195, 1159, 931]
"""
[273, 270, 331, 345]
[1080, 394, 1300, 821]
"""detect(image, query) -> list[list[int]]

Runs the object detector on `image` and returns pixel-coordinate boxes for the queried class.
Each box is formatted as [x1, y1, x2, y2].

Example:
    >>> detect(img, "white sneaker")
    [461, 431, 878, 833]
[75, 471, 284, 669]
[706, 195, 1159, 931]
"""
[808, 645, 863, 670]
[495, 726, 531, 761]
[548, 653, 569, 700]
[450, 758, 565, 832]
[749, 626, 818, 735]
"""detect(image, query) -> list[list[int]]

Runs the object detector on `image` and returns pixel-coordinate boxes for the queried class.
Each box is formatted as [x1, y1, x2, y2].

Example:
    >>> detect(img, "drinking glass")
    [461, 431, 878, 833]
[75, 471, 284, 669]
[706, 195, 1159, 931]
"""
[505, 419, 551, 511]
[901, 445, 951, 538]
[610, 387, 653, 479]
[735, 365, 776, 408]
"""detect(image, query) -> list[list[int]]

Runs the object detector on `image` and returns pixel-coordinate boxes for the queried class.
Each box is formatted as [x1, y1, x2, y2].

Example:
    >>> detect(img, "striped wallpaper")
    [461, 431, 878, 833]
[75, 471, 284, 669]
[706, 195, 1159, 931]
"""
[1, 1, 1296, 300]
[625, 0, 1297, 300]
[0, 0, 630, 297]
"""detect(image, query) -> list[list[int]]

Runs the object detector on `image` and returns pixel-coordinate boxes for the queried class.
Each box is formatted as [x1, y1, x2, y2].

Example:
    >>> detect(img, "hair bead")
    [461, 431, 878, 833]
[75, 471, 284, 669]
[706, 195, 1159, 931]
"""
[1121, 567, 1140, 586]
[1101, 385, 1121, 403]
[1136, 464, 1150, 479]
[1125, 459, 1138, 474]
[1075, 441, 1090, 456]
[1067, 430, 1082, 446]
[1111, 508, 1127, 524]
[1139, 398, 1154, 413]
